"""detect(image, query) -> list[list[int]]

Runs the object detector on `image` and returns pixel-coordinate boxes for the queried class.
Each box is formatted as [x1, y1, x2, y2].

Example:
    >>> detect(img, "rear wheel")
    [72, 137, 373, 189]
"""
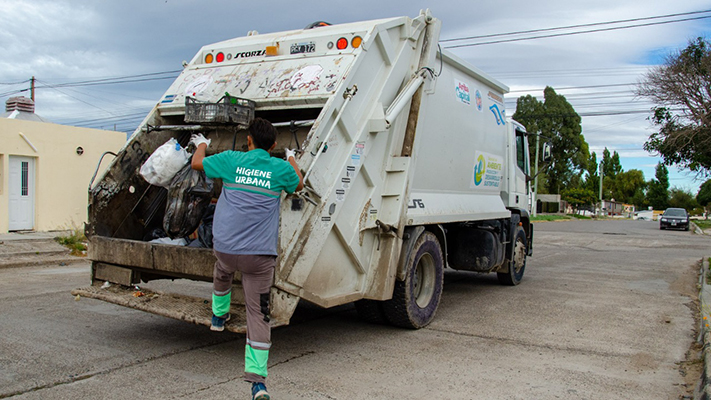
[497, 227, 527, 286]
[382, 231, 444, 329]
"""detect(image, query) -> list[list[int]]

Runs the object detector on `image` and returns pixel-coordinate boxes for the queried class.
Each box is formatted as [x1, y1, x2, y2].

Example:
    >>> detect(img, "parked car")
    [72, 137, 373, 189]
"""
[635, 211, 654, 221]
[659, 208, 690, 231]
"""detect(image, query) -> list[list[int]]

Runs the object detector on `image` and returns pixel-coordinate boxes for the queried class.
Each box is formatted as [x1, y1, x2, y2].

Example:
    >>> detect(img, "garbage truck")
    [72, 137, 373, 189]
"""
[73, 10, 548, 331]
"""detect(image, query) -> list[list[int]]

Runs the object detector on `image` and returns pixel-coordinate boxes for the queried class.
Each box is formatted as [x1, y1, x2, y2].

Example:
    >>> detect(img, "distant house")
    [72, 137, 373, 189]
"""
[0, 97, 127, 233]
[601, 199, 625, 216]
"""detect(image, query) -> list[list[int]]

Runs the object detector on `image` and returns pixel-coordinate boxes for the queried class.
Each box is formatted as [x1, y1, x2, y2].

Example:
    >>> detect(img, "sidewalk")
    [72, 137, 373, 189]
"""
[0, 230, 86, 268]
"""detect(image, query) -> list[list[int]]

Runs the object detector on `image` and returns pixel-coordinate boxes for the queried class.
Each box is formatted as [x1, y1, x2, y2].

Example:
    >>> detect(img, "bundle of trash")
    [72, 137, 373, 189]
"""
[140, 137, 215, 246]
[163, 163, 213, 238]
[139, 138, 190, 188]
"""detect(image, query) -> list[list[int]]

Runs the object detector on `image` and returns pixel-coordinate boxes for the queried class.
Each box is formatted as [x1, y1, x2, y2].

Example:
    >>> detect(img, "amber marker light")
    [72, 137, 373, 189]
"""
[336, 37, 348, 50]
[205, 53, 214, 63]
[266, 46, 278, 56]
[351, 36, 363, 48]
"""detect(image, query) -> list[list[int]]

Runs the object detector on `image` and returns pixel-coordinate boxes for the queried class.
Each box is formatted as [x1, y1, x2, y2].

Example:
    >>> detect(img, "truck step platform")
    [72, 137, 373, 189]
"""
[71, 284, 275, 334]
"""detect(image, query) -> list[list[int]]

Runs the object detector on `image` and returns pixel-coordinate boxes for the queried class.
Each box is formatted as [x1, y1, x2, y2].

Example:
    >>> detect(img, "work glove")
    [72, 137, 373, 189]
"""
[189, 133, 211, 148]
[285, 148, 296, 160]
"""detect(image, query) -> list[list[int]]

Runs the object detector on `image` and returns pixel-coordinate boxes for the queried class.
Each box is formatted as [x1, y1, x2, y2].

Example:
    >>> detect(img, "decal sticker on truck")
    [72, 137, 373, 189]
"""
[489, 104, 505, 125]
[471, 152, 503, 189]
[455, 80, 471, 105]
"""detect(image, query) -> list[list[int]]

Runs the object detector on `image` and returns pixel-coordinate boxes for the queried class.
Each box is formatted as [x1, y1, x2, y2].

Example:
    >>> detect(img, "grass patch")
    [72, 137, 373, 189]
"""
[568, 214, 592, 220]
[531, 215, 571, 222]
[54, 229, 88, 256]
[694, 220, 711, 230]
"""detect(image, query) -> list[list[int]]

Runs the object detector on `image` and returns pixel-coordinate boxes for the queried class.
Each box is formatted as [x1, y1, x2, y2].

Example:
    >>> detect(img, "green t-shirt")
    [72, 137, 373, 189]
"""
[202, 149, 299, 255]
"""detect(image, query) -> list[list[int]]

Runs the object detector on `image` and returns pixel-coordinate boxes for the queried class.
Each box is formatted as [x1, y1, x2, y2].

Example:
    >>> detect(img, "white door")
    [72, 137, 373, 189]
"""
[8, 156, 35, 231]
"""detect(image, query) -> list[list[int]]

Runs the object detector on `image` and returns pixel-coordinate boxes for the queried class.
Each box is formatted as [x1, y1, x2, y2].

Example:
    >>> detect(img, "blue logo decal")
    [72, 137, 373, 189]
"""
[489, 104, 506, 125]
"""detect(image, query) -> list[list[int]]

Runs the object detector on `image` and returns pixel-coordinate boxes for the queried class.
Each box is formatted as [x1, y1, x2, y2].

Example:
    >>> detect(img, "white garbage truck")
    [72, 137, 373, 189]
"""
[74, 10, 547, 331]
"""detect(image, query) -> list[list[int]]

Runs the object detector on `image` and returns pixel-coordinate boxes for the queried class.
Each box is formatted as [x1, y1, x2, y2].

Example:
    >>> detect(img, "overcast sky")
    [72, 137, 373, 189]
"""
[1, 0, 710, 194]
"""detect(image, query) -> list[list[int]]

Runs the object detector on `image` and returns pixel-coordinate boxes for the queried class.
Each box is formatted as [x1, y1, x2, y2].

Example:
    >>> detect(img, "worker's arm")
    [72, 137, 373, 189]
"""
[191, 143, 207, 171]
[189, 134, 211, 171]
[288, 155, 304, 192]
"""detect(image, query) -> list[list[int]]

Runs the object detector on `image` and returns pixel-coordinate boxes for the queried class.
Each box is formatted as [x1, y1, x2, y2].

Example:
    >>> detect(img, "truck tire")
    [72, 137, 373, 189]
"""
[497, 227, 527, 286]
[355, 299, 387, 324]
[383, 231, 444, 329]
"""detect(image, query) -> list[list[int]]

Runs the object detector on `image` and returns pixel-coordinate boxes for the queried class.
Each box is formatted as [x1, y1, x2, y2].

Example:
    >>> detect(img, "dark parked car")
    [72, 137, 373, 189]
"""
[659, 208, 690, 231]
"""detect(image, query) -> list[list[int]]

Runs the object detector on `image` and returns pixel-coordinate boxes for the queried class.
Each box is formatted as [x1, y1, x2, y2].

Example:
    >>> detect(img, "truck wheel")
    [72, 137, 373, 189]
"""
[497, 227, 527, 286]
[355, 299, 387, 324]
[383, 231, 444, 329]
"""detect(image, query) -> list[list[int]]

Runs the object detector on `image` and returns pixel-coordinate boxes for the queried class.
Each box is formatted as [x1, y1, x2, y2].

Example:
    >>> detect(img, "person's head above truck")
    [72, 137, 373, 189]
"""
[248, 117, 277, 152]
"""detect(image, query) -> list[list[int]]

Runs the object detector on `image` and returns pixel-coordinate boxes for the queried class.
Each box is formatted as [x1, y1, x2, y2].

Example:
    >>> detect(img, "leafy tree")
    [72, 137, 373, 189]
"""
[696, 179, 711, 217]
[601, 148, 622, 179]
[668, 188, 698, 210]
[561, 188, 597, 214]
[514, 87, 589, 194]
[630, 187, 648, 210]
[614, 169, 646, 203]
[647, 162, 670, 210]
[583, 152, 600, 198]
[600, 148, 624, 200]
[636, 38, 711, 175]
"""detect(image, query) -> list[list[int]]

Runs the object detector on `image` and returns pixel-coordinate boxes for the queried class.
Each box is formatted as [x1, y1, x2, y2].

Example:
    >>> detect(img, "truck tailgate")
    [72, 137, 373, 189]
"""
[70, 284, 268, 333]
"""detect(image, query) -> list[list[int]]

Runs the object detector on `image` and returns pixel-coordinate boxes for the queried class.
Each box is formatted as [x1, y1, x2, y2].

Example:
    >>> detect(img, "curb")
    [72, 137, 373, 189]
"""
[692, 222, 704, 235]
[0, 256, 88, 270]
[695, 258, 711, 399]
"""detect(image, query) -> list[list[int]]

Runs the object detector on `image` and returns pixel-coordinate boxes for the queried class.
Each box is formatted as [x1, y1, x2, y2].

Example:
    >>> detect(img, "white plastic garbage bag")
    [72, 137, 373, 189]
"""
[139, 138, 190, 188]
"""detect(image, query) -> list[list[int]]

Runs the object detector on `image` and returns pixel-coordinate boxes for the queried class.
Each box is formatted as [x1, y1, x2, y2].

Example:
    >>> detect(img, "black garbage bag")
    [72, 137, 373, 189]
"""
[188, 204, 215, 248]
[163, 164, 213, 238]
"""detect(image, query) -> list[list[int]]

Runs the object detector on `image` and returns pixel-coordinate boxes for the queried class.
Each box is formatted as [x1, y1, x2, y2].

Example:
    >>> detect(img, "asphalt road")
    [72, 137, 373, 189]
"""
[0, 219, 708, 399]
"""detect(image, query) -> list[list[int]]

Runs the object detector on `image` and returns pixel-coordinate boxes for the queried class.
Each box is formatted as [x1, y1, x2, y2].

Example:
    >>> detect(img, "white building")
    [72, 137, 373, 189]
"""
[0, 97, 127, 233]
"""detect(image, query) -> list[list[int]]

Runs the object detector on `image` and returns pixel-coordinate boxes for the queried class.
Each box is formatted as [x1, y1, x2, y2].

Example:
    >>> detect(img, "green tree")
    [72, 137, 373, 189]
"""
[514, 87, 589, 194]
[636, 38, 711, 175]
[600, 148, 623, 200]
[696, 179, 711, 217]
[668, 188, 698, 210]
[561, 188, 597, 214]
[630, 187, 648, 210]
[647, 163, 670, 210]
[601, 148, 622, 179]
[614, 169, 646, 203]
[583, 152, 600, 197]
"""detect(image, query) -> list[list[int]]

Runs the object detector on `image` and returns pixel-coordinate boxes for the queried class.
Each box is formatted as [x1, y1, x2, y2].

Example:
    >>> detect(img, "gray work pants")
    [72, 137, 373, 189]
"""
[213, 251, 275, 383]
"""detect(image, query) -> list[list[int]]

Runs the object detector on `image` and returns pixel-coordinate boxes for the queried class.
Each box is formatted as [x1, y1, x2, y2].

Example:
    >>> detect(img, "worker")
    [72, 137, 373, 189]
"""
[190, 117, 303, 400]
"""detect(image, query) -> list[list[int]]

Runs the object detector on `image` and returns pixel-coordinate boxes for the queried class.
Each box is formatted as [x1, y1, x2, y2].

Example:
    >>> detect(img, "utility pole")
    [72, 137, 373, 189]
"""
[599, 161, 604, 216]
[30, 76, 35, 102]
[532, 133, 540, 217]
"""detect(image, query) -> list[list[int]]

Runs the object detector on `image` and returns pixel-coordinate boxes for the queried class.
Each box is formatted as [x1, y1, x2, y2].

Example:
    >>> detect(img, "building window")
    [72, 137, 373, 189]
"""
[21, 161, 28, 196]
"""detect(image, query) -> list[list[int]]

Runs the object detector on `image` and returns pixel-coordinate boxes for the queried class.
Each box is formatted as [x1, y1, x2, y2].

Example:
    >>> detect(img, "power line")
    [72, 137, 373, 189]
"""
[36, 79, 117, 116]
[441, 9, 711, 43]
[509, 82, 637, 93]
[0, 79, 29, 86]
[40, 70, 182, 88]
[444, 15, 711, 48]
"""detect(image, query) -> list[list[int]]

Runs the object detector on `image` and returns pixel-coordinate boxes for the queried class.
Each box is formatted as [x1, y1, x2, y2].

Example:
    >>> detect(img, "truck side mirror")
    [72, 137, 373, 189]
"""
[542, 143, 552, 162]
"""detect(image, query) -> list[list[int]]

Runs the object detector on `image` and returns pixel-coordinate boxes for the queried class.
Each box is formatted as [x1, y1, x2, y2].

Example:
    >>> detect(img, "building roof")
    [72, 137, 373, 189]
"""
[1, 96, 50, 123]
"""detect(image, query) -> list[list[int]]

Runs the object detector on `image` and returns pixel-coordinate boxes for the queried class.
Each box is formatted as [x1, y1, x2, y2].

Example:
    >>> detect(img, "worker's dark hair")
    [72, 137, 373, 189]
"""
[248, 117, 277, 151]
